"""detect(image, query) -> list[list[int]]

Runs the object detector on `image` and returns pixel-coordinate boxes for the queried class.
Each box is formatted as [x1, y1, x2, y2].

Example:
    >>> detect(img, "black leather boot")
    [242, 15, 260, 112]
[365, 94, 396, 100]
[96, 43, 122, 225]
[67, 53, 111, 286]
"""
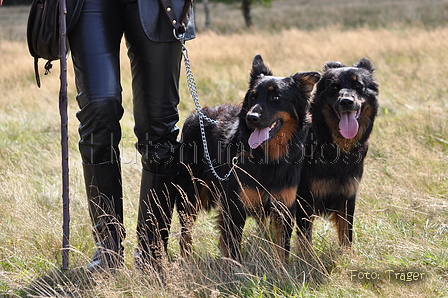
[135, 169, 177, 272]
[83, 161, 125, 272]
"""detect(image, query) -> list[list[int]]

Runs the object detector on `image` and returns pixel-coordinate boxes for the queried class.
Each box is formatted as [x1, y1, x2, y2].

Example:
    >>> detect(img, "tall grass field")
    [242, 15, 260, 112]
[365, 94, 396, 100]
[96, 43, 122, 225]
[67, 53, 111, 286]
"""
[1, 0, 447, 297]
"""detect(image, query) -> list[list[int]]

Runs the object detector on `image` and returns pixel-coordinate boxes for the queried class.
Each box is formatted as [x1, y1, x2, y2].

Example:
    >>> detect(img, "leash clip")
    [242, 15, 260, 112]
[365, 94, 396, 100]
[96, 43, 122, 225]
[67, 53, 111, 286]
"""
[173, 28, 186, 42]
[232, 156, 239, 167]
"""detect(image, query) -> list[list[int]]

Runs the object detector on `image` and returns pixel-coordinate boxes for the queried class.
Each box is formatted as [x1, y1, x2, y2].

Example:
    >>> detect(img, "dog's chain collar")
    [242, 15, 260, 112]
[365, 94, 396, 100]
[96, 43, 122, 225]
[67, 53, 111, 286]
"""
[181, 44, 237, 181]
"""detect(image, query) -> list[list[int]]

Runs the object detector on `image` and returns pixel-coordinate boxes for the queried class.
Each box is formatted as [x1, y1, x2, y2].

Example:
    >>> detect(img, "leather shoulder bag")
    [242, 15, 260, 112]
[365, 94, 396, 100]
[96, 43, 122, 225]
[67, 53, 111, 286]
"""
[27, 0, 84, 87]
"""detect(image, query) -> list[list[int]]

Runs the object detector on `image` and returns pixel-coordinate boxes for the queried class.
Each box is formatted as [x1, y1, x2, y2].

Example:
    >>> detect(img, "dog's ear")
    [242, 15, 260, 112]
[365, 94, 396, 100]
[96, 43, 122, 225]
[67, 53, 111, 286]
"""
[250, 54, 273, 82]
[354, 57, 375, 73]
[323, 61, 345, 72]
[293, 71, 321, 94]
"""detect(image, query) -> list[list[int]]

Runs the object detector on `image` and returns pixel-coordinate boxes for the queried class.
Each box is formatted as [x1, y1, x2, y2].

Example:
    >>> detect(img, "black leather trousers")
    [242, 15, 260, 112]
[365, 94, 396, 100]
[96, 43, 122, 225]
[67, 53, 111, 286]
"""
[69, 0, 184, 271]
[69, 0, 182, 174]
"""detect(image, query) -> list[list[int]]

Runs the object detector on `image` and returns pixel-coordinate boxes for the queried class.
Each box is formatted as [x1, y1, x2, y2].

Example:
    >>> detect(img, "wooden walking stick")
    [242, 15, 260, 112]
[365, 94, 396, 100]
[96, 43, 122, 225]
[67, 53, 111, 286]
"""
[59, 0, 70, 271]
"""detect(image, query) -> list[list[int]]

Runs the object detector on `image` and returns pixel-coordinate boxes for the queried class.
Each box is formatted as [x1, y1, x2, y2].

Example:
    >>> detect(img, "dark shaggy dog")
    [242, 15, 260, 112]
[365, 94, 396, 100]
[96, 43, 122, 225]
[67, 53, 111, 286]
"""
[177, 54, 320, 262]
[296, 58, 379, 248]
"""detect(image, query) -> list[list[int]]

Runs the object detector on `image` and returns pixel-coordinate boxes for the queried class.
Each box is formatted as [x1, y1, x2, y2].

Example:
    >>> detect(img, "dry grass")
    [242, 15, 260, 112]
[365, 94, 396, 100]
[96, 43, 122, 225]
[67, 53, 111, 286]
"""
[1, 1, 448, 297]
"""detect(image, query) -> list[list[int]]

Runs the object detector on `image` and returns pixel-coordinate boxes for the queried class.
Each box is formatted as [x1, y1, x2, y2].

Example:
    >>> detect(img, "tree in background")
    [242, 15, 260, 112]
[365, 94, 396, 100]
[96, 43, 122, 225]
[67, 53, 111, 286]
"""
[203, 0, 211, 29]
[198, 0, 274, 28]
[1, 0, 32, 5]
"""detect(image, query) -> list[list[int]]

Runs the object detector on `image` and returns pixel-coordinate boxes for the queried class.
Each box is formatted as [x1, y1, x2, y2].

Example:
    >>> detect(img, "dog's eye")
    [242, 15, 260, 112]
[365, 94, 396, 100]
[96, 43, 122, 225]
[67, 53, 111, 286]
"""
[272, 96, 280, 101]
[328, 80, 339, 90]
[354, 82, 363, 90]
[249, 95, 256, 104]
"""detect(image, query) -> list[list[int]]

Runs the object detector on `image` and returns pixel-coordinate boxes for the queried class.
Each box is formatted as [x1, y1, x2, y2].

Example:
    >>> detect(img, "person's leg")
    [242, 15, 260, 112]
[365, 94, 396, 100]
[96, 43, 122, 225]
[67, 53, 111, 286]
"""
[123, 1, 182, 270]
[69, 0, 126, 272]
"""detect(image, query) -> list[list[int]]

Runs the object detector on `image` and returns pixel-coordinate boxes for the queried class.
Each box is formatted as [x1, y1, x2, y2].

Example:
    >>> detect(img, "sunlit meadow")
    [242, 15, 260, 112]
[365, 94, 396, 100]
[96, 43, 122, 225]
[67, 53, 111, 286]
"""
[1, 0, 447, 296]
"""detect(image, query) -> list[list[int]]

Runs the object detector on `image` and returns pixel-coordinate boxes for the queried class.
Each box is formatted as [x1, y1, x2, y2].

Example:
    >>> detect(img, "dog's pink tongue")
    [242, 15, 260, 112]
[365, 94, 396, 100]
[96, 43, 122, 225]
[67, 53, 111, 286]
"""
[248, 127, 270, 149]
[339, 111, 359, 139]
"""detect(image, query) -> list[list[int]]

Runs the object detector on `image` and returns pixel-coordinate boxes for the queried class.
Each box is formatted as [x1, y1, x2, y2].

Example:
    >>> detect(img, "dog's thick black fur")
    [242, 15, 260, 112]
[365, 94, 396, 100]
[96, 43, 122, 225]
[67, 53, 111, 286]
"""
[177, 54, 320, 262]
[296, 58, 379, 248]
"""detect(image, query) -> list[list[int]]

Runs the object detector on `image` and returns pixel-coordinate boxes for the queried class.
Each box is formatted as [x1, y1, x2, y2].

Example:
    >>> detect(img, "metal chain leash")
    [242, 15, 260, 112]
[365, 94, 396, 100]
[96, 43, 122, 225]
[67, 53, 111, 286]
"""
[181, 43, 236, 181]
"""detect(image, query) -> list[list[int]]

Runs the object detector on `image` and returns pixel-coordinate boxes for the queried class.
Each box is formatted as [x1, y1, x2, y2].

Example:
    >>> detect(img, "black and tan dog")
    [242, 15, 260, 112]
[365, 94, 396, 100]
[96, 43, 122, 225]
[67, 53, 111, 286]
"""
[296, 58, 379, 248]
[177, 54, 320, 262]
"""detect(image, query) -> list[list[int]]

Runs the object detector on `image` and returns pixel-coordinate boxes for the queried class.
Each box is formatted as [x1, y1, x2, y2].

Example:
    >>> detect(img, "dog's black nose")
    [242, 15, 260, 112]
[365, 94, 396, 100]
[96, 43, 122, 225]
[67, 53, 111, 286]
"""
[246, 113, 261, 125]
[340, 98, 354, 108]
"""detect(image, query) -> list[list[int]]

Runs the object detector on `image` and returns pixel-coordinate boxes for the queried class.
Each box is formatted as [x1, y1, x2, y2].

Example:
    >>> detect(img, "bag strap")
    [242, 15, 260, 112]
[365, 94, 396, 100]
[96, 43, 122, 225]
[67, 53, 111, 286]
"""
[34, 57, 41, 88]
[34, 58, 54, 88]
[159, 0, 192, 36]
